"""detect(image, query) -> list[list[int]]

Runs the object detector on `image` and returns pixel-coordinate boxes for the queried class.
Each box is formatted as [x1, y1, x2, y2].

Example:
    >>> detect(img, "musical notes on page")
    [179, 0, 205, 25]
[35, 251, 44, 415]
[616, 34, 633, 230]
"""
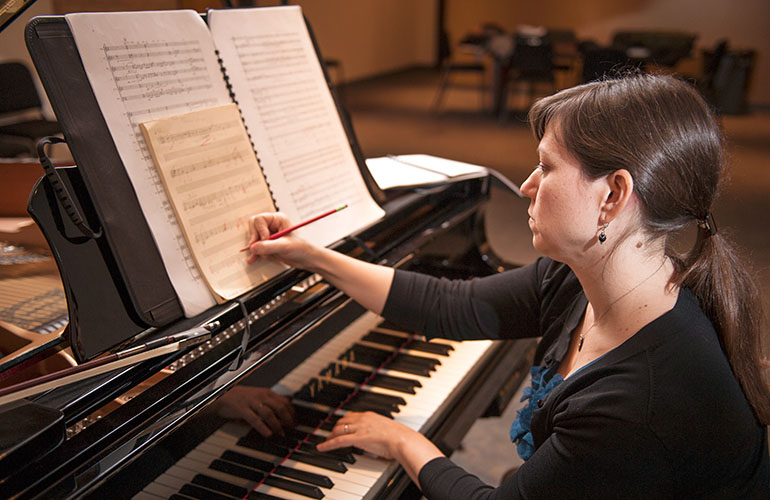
[141, 104, 285, 301]
[66, 10, 234, 316]
[208, 6, 384, 247]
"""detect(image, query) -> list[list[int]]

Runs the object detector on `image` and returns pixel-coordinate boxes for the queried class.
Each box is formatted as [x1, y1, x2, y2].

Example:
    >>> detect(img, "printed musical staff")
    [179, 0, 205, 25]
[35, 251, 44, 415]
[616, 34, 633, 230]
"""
[208, 7, 385, 246]
[67, 10, 238, 315]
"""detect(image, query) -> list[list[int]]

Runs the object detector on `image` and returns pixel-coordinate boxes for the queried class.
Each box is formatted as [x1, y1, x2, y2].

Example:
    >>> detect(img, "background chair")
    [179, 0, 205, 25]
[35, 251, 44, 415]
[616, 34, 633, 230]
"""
[579, 43, 637, 83]
[432, 25, 506, 112]
[0, 62, 61, 156]
[611, 31, 697, 68]
[499, 33, 558, 119]
[432, 35, 487, 111]
[698, 40, 755, 114]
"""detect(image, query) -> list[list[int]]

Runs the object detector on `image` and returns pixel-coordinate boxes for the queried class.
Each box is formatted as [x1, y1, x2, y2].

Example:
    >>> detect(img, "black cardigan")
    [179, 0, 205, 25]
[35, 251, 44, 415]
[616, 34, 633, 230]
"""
[382, 257, 769, 499]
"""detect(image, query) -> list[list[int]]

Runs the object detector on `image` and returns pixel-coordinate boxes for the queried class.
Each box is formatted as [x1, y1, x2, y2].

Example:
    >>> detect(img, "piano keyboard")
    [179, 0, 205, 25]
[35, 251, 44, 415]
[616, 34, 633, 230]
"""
[137, 312, 494, 500]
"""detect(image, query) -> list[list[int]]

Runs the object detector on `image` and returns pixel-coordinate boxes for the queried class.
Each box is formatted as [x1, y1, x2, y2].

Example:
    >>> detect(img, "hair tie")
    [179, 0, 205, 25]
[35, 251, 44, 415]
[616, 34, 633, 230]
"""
[697, 213, 718, 236]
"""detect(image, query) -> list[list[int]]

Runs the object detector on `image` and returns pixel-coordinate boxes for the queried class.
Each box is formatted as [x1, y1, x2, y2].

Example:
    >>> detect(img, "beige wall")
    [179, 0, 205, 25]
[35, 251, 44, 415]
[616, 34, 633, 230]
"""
[0, 1, 438, 118]
[2, 1, 767, 106]
[445, 0, 770, 105]
[0, 0, 56, 117]
[294, 0, 438, 82]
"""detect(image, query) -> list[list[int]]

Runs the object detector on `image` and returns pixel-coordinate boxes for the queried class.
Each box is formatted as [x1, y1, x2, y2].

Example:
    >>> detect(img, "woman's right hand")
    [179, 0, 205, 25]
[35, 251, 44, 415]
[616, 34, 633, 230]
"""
[246, 212, 395, 315]
[245, 212, 323, 271]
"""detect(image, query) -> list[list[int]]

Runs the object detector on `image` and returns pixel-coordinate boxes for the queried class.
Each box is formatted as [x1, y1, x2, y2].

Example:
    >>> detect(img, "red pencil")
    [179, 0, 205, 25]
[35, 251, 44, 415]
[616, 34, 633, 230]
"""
[241, 204, 348, 251]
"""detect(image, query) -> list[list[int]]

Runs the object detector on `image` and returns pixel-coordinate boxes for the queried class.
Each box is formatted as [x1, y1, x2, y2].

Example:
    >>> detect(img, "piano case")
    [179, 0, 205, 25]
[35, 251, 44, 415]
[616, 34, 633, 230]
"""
[7, 9, 536, 500]
[23, 13, 385, 362]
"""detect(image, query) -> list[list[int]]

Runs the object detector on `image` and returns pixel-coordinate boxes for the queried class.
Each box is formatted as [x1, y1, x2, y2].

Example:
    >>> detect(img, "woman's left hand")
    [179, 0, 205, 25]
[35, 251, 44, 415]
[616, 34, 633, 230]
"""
[317, 411, 419, 460]
[317, 411, 446, 486]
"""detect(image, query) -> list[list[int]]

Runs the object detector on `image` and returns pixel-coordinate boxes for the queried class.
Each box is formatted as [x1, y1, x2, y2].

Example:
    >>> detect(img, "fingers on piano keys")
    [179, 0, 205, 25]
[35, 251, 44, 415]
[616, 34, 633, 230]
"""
[136, 316, 491, 500]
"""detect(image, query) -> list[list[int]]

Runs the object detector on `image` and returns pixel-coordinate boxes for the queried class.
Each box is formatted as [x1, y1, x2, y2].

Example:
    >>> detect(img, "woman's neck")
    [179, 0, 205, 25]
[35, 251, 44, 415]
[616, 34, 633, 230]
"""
[573, 236, 675, 315]
[566, 236, 679, 360]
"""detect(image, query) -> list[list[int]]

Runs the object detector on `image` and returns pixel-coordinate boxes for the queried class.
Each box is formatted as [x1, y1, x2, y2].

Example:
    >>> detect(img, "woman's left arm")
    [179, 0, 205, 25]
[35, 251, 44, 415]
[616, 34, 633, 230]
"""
[316, 411, 444, 486]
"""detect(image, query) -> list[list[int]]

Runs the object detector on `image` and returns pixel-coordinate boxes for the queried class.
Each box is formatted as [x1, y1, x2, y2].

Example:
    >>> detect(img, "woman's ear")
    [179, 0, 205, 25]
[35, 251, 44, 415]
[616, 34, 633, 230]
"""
[601, 169, 634, 221]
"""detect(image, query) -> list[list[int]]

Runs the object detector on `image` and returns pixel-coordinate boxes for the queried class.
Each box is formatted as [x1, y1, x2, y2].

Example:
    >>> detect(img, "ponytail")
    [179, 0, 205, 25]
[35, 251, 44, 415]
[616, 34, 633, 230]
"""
[676, 228, 770, 425]
[530, 73, 770, 424]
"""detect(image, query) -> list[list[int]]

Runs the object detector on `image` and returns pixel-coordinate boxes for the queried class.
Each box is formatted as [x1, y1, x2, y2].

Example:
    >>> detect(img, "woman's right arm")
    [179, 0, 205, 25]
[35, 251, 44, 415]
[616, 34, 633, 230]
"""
[245, 212, 394, 314]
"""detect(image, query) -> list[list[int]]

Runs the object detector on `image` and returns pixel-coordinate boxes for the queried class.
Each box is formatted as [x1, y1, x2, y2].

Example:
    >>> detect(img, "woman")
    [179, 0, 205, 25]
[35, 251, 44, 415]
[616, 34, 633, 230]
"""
[245, 73, 770, 498]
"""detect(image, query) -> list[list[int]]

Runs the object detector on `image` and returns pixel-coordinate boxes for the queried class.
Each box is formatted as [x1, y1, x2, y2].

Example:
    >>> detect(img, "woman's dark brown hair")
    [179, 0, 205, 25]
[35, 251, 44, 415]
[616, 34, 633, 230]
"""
[528, 73, 770, 425]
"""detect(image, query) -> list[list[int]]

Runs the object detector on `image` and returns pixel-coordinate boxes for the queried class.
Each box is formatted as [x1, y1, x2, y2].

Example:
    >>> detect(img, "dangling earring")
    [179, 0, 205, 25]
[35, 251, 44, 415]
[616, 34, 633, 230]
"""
[598, 222, 608, 244]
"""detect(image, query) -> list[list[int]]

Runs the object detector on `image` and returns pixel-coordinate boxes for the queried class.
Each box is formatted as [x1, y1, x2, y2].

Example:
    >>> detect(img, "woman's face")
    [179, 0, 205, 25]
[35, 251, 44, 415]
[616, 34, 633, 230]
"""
[520, 124, 606, 263]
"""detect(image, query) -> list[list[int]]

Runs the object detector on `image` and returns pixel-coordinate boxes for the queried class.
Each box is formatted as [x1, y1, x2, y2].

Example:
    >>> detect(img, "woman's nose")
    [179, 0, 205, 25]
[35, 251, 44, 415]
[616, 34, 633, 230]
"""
[520, 170, 538, 199]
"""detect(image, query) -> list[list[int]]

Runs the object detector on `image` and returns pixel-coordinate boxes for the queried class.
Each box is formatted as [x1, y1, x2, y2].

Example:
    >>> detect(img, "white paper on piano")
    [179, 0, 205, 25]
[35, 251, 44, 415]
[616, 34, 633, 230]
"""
[365, 154, 488, 190]
[208, 6, 385, 247]
[66, 10, 226, 316]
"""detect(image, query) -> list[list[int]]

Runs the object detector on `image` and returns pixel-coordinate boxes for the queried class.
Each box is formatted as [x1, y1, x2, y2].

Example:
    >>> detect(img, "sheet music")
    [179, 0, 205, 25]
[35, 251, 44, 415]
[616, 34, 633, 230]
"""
[140, 104, 285, 301]
[365, 156, 449, 190]
[66, 10, 229, 316]
[208, 6, 385, 247]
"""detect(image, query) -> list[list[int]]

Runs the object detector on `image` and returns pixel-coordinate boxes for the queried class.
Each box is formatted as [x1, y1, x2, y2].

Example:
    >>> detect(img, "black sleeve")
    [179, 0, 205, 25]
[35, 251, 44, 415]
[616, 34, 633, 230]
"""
[418, 412, 670, 500]
[381, 257, 567, 341]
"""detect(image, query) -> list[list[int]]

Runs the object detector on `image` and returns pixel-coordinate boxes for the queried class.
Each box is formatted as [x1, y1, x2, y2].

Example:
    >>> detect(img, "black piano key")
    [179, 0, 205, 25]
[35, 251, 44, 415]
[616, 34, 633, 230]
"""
[282, 429, 357, 462]
[337, 352, 421, 376]
[306, 382, 404, 414]
[284, 436, 356, 464]
[221, 450, 334, 488]
[377, 320, 411, 332]
[342, 345, 438, 375]
[385, 359, 434, 376]
[327, 364, 421, 393]
[363, 331, 453, 356]
[210, 458, 264, 481]
[169, 495, 197, 500]
[247, 492, 289, 500]
[281, 428, 361, 460]
[237, 435, 347, 473]
[210, 459, 324, 499]
[292, 405, 338, 431]
[263, 475, 324, 500]
[353, 344, 438, 367]
[285, 428, 324, 445]
[179, 483, 233, 500]
[294, 385, 395, 417]
[191, 473, 289, 500]
[321, 381, 407, 407]
[340, 399, 394, 417]
[241, 429, 354, 464]
[192, 473, 248, 498]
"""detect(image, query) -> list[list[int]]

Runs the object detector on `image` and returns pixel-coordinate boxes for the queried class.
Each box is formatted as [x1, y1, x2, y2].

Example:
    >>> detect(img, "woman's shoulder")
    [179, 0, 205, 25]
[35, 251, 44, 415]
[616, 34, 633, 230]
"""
[494, 257, 582, 301]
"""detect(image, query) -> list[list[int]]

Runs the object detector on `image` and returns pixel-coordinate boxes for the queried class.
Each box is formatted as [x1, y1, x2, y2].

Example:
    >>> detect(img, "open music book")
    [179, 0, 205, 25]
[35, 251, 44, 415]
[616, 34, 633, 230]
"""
[365, 154, 488, 190]
[65, 7, 385, 314]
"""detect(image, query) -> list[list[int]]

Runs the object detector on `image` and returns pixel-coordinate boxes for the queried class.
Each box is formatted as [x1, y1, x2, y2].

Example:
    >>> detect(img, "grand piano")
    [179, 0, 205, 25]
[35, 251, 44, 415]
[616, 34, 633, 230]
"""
[0, 8, 536, 500]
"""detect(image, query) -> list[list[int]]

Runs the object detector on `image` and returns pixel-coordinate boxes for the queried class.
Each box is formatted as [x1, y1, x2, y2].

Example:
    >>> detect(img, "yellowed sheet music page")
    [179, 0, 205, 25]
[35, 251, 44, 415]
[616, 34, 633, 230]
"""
[140, 104, 285, 301]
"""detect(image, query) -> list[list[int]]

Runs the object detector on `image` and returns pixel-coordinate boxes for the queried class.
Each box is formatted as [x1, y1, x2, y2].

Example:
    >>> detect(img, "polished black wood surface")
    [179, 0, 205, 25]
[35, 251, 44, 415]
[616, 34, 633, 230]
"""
[0, 177, 534, 499]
